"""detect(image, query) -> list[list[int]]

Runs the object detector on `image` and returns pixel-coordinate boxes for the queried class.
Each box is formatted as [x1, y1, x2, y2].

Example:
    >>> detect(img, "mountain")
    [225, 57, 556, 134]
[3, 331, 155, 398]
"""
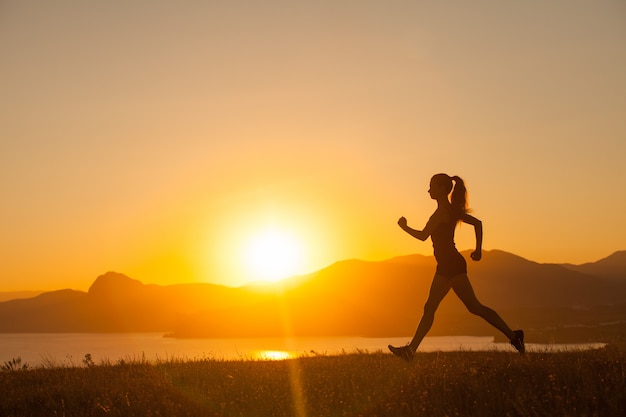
[562, 251, 626, 281]
[0, 291, 43, 303]
[1, 250, 625, 342]
[0, 272, 249, 333]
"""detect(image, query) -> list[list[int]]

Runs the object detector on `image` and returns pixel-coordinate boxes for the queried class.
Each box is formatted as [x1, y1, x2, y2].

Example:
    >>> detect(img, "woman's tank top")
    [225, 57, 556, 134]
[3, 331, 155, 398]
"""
[430, 213, 467, 278]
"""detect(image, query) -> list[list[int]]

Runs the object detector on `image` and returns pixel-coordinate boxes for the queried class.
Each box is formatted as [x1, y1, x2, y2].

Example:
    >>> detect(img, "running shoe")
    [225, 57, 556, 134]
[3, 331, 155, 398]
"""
[388, 344, 415, 361]
[510, 329, 525, 354]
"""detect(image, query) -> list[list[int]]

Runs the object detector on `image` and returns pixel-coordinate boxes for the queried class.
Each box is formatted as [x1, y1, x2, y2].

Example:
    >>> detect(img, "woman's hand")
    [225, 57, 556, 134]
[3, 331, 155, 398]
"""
[398, 216, 407, 229]
[470, 250, 482, 261]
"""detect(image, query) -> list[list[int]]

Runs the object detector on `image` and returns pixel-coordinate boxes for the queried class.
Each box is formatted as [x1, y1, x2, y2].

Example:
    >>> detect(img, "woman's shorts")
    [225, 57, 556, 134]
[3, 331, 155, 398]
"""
[435, 250, 467, 278]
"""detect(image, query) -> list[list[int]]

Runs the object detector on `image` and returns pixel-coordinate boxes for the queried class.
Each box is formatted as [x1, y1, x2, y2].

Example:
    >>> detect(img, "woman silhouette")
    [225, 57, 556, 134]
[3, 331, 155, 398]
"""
[388, 174, 524, 360]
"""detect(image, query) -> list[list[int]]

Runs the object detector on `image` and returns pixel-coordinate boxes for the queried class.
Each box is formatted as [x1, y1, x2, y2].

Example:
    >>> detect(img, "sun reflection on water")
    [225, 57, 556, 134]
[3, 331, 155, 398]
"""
[253, 350, 293, 361]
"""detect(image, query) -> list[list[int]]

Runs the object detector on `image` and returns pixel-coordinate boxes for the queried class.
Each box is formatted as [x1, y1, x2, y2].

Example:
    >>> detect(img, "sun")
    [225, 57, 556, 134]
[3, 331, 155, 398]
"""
[241, 227, 305, 283]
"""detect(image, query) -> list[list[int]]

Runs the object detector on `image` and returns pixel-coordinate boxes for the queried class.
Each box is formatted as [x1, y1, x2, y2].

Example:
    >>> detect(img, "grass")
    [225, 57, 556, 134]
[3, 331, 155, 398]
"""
[1, 345, 625, 417]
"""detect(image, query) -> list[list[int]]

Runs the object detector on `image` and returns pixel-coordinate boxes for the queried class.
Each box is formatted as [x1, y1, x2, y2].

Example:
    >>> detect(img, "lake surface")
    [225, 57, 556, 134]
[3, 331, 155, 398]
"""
[0, 333, 606, 367]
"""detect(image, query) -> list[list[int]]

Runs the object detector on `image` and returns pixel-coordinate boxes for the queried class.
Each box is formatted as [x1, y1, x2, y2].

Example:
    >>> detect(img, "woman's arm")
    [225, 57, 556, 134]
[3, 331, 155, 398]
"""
[398, 212, 443, 242]
[462, 213, 483, 260]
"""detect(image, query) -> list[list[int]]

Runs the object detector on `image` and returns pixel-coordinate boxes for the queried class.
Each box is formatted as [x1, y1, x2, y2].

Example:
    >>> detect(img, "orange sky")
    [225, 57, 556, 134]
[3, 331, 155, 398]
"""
[1, 1, 625, 291]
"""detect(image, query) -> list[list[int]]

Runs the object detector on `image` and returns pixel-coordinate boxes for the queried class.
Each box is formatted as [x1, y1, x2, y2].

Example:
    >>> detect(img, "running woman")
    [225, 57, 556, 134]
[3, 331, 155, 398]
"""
[388, 174, 525, 360]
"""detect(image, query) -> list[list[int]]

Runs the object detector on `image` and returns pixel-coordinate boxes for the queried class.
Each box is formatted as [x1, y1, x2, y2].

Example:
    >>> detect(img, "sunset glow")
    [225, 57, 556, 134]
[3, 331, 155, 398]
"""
[0, 1, 624, 292]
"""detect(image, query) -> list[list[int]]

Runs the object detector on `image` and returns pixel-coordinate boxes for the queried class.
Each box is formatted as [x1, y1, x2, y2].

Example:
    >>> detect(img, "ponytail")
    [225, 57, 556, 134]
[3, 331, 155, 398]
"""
[431, 173, 471, 219]
[450, 175, 469, 218]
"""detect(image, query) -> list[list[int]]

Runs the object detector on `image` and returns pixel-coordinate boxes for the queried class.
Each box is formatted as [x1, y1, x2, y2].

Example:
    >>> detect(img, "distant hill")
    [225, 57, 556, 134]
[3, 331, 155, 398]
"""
[0, 272, 249, 333]
[562, 250, 626, 281]
[0, 291, 43, 303]
[1, 250, 625, 342]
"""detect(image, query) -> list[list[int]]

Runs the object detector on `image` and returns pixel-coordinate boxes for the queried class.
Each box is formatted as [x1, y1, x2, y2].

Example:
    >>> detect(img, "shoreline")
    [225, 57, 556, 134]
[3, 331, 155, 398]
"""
[0, 333, 611, 369]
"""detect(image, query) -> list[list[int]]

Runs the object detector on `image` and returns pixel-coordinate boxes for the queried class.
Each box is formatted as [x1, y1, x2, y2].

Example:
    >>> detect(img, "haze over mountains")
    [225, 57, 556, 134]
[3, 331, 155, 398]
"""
[1, 250, 625, 343]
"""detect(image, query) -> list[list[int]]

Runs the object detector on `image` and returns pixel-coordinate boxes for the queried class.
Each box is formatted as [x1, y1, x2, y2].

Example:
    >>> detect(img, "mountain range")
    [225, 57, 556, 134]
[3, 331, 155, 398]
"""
[1, 250, 625, 343]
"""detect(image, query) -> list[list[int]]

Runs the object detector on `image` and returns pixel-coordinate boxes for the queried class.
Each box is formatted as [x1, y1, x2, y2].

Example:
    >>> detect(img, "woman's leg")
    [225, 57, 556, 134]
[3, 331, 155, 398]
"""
[408, 274, 453, 350]
[450, 274, 516, 340]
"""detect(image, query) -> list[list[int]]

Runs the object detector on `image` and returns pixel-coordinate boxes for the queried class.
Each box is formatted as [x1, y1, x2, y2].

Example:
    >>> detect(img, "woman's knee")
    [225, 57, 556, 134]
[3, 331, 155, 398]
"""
[465, 302, 488, 316]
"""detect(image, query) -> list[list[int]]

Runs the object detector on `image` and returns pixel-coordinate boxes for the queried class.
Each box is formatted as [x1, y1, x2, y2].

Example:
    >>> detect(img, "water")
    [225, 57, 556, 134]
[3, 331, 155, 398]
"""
[0, 333, 606, 367]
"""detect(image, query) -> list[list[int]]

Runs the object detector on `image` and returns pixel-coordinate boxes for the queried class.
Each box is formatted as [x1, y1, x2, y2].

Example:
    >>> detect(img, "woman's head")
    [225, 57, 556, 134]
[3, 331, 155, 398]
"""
[429, 174, 469, 217]
[429, 174, 453, 197]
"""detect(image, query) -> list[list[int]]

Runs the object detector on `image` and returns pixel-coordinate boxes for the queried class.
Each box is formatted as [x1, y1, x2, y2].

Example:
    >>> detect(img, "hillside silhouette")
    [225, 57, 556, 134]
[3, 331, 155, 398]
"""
[0, 291, 43, 303]
[0, 250, 624, 342]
